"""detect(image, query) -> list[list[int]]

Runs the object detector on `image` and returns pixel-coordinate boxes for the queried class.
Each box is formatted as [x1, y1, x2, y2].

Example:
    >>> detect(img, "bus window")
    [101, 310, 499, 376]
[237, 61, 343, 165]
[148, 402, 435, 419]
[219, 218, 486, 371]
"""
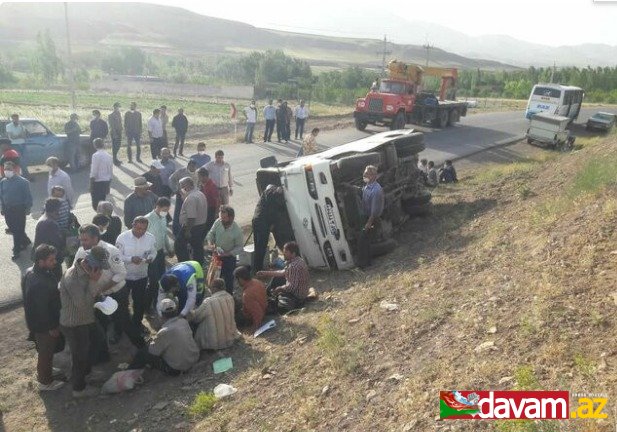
[533, 87, 561, 98]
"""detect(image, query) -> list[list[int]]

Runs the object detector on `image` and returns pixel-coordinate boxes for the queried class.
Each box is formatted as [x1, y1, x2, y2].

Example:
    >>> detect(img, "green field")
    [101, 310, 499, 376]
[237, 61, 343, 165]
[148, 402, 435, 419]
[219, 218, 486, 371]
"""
[0, 90, 351, 132]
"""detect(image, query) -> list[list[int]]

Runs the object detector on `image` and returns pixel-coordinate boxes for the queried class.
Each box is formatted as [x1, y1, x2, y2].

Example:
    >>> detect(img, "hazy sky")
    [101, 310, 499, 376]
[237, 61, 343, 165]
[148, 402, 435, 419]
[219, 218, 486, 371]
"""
[146, 0, 617, 46]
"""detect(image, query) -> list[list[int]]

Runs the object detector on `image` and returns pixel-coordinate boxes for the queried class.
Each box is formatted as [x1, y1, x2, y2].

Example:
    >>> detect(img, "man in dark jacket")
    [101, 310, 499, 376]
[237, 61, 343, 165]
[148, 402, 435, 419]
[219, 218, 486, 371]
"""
[171, 108, 188, 157]
[64, 113, 81, 171]
[34, 198, 65, 279]
[89, 110, 108, 162]
[0, 161, 33, 260]
[22, 244, 64, 391]
[251, 184, 287, 272]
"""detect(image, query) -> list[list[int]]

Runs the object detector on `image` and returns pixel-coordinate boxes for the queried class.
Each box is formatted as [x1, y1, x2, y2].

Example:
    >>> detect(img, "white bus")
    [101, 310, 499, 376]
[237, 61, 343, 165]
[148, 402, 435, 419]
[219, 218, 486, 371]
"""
[525, 84, 584, 121]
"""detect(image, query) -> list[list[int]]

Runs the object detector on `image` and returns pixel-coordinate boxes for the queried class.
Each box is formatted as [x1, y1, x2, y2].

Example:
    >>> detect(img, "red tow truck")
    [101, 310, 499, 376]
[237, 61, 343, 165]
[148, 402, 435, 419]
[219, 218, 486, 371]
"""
[353, 60, 468, 130]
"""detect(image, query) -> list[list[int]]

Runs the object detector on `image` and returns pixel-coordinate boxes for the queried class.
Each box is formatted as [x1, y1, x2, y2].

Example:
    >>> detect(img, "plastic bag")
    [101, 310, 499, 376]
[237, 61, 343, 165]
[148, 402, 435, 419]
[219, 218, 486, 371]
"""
[213, 384, 237, 398]
[101, 369, 144, 394]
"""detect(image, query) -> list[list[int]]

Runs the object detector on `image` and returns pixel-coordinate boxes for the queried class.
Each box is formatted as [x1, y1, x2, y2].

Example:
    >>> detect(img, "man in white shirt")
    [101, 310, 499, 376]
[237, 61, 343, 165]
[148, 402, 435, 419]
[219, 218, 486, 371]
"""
[204, 150, 233, 205]
[243, 100, 257, 144]
[294, 100, 309, 140]
[147, 108, 164, 159]
[46, 157, 75, 206]
[89, 138, 113, 211]
[116, 216, 157, 331]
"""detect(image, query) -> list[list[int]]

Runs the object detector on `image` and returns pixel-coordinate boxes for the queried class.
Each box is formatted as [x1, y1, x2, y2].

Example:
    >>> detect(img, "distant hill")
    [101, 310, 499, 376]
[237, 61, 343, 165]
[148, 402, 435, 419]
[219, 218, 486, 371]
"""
[0, 2, 517, 71]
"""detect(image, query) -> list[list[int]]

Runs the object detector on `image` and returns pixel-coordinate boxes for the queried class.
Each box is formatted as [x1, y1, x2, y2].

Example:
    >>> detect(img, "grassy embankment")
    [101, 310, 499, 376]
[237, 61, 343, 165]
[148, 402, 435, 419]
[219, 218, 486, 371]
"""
[190, 129, 617, 431]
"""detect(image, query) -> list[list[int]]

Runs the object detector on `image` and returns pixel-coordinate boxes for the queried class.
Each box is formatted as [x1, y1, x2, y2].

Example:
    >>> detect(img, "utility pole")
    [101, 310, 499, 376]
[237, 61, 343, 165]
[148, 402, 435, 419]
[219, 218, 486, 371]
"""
[423, 42, 433, 67]
[64, 2, 76, 110]
[377, 35, 392, 77]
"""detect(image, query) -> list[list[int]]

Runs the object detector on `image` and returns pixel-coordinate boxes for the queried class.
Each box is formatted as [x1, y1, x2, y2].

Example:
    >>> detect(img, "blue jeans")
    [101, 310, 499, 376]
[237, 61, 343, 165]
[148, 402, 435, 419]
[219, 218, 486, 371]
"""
[244, 122, 255, 143]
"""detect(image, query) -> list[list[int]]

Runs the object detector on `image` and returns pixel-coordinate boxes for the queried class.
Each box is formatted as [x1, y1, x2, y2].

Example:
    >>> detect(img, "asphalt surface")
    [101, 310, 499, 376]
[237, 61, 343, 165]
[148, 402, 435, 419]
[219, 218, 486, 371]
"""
[1, 107, 613, 308]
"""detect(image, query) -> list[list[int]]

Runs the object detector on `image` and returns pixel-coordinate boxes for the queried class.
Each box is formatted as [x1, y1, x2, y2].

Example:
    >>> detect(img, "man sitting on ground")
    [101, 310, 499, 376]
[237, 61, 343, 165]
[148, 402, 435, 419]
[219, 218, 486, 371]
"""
[233, 266, 267, 332]
[189, 278, 238, 350]
[128, 298, 199, 375]
[158, 261, 205, 318]
[256, 241, 310, 313]
[439, 160, 458, 183]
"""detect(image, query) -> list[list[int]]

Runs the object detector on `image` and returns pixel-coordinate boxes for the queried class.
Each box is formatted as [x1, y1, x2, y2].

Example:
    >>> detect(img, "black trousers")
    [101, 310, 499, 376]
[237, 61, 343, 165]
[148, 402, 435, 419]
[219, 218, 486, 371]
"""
[111, 136, 121, 161]
[220, 255, 236, 295]
[127, 277, 149, 327]
[252, 221, 270, 273]
[107, 286, 145, 348]
[174, 132, 186, 155]
[91, 181, 110, 211]
[264, 119, 275, 142]
[276, 120, 284, 141]
[175, 223, 207, 265]
[150, 137, 164, 159]
[267, 277, 303, 313]
[4, 205, 28, 254]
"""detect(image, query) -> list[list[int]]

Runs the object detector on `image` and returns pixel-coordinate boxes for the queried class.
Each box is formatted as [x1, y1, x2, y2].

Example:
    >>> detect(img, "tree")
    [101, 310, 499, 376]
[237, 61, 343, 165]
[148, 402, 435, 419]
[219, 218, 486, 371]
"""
[31, 29, 63, 83]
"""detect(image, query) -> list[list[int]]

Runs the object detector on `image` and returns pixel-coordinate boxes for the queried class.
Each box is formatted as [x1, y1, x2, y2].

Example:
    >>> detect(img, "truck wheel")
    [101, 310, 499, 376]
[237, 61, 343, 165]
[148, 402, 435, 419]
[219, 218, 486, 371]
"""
[448, 109, 460, 126]
[355, 118, 368, 131]
[390, 112, 406, 130]
[438, 110, 449, 128]
[336, 152, 381, 179]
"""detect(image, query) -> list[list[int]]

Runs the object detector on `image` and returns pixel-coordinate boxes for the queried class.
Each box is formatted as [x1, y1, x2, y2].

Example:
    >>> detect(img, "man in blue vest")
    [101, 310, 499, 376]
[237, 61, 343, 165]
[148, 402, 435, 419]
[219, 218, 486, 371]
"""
[157, 261, 205, 318]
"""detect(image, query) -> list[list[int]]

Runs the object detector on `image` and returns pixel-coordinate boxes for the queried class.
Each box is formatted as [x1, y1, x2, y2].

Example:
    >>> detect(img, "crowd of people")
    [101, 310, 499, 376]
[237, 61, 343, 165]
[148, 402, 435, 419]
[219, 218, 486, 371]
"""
[2, 105, 314, 397]
[3, 97, 463, 400]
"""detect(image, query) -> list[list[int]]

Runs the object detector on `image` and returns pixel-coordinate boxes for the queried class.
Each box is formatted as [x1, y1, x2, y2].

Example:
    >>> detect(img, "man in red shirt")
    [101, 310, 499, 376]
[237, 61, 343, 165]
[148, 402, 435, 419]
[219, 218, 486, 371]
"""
[233, 266, 267, 332]
[197, 167, 220, 233]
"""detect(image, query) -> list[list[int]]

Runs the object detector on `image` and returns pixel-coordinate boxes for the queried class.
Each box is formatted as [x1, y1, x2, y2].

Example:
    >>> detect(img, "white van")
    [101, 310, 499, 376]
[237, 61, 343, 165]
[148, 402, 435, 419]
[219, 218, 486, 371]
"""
[255, 129, 430, 270]
[526, 113, 575, 150]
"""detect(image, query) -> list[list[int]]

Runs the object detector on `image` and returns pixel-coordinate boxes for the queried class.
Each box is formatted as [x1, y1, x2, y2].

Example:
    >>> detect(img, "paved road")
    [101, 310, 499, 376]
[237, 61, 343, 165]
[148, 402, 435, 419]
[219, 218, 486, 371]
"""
[0, 107, 612, 308]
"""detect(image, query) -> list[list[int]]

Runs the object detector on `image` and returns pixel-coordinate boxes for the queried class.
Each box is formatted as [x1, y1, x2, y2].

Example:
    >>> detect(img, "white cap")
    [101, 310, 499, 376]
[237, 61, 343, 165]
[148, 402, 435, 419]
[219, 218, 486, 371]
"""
[94, 296, 118, 315]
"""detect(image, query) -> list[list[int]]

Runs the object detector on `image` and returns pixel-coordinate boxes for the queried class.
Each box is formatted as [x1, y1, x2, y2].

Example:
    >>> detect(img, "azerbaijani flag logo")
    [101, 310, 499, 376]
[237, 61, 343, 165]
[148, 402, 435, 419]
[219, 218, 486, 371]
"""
[440, 391, 481, 419]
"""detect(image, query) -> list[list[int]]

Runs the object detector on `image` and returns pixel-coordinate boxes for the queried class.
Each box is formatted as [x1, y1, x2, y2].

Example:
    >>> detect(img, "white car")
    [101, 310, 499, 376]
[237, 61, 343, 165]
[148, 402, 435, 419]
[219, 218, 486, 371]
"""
[255, 129, 430, 270]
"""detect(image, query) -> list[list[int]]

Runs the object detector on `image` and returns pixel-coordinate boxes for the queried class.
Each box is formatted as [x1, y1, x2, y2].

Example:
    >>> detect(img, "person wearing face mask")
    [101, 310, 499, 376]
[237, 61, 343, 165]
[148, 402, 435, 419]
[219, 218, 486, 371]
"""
[0, 161, 33, 260]
[175, 177, 208, 265]
[189, 142, 210, 167]
[123, 177, 158, 229]
[145, 197, 175, 314]
[243, 100, 257, 144]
